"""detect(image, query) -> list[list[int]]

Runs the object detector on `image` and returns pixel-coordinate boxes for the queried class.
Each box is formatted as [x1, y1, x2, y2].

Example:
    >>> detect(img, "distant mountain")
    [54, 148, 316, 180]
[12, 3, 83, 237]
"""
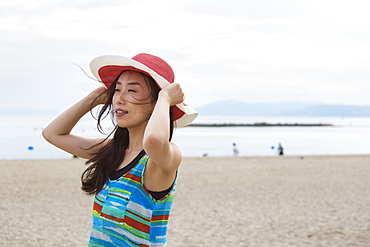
[195, 100, 370, 117]
[281, 104, 370, 117]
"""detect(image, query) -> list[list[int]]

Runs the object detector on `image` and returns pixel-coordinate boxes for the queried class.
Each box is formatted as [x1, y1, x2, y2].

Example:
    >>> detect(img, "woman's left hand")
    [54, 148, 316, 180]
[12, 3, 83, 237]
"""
[159, 82, 185, 106]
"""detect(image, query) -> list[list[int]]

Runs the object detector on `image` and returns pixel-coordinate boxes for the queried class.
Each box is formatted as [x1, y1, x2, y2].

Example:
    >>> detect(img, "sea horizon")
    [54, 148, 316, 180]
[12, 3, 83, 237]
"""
[1, 114, 370, 160]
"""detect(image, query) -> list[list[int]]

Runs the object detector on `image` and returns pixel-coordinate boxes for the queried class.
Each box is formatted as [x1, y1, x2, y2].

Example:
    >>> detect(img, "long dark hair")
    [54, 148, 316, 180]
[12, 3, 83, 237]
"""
[81, 71, 175, 195]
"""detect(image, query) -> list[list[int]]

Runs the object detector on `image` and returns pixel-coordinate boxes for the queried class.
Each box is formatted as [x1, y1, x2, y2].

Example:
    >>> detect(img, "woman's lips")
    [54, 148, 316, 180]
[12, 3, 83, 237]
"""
[115, 108, 128, 116]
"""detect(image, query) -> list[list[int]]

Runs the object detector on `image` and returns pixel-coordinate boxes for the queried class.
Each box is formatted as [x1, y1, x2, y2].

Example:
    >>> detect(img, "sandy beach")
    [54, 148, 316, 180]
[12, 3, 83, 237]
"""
[1, 155, 370, 246]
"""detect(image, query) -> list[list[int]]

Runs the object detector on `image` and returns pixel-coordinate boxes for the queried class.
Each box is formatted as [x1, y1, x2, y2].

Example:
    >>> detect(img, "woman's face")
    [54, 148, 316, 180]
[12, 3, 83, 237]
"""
[112, 71, 156, 128]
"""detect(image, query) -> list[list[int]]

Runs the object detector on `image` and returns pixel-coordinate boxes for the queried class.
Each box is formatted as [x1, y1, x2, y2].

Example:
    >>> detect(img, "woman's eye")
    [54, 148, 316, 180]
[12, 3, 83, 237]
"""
[114, 89, 120, 92]
[128, 89, 136, 93]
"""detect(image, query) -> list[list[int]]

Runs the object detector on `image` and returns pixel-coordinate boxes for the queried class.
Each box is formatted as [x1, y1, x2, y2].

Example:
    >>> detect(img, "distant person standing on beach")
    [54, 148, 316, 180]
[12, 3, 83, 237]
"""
[278, 143, 284, 156]
[233, 142, 239, 156]
[42, 53, 197, 246]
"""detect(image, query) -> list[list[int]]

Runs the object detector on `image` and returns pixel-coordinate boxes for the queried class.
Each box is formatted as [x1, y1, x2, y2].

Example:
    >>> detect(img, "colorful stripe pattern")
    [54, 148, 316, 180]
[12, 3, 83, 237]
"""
[88, 154, 176, 246]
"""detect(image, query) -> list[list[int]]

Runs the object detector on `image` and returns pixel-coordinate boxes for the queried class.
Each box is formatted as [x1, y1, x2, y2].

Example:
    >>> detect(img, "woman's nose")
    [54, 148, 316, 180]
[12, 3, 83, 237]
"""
[115, 92, 125, 105]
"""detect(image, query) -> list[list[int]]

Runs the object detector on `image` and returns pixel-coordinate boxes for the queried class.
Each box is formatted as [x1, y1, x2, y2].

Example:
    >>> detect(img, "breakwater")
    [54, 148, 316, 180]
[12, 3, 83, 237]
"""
[187, 122, 333, 127]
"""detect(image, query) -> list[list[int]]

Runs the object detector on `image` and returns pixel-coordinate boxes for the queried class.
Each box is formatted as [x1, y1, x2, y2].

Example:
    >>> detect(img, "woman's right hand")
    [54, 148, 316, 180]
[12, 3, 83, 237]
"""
[89, 86, 110, 106]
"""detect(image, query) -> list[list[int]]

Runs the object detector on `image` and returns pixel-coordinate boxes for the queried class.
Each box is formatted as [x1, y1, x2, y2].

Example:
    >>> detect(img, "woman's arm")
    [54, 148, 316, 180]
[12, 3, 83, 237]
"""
[143, 83, 184, 173]
[42, 87, 108, 159]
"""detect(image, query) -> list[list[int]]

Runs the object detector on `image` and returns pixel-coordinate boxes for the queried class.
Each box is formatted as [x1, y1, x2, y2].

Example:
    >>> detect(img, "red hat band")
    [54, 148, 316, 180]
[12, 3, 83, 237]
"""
[132, 53, 175, 84]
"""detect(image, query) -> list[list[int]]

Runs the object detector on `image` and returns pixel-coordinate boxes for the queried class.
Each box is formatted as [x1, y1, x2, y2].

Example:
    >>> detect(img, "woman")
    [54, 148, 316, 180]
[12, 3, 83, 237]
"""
[42, 53, 197, 246]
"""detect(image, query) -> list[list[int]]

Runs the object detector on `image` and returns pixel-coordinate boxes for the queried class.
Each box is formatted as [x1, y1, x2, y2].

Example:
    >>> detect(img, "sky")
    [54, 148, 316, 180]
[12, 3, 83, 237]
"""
[1, 0, 370, 114]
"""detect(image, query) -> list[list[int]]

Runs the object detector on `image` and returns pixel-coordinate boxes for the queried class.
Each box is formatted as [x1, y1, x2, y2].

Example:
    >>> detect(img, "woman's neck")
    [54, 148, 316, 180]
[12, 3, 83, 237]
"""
[126, 123, 146, 153]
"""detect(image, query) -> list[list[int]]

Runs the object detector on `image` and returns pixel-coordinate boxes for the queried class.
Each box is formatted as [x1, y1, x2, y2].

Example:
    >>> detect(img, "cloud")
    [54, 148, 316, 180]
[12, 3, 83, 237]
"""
[1, 0, 370, 111]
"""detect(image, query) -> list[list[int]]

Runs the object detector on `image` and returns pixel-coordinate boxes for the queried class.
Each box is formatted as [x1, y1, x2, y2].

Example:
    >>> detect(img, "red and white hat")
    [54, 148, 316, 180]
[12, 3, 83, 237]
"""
[90, 53, 198, 127]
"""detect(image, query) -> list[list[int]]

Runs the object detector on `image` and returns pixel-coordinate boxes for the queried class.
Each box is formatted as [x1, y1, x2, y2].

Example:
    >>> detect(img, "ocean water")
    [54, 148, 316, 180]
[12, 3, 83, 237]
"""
[1, 114, 370, 159]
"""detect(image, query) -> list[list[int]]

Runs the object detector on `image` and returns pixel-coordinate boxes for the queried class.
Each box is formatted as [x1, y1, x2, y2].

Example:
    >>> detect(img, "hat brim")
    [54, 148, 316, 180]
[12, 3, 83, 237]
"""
[90, 55, 198, 127]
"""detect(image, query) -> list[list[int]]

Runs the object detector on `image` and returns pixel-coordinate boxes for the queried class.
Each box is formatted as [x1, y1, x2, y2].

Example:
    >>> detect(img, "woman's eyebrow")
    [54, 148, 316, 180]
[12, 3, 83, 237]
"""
[117, 81, 141, 86]
[127, 82, 141, 86]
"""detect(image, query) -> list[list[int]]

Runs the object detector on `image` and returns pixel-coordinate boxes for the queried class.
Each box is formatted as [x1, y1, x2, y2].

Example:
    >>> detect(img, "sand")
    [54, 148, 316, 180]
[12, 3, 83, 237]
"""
[1, 155, 370, 246]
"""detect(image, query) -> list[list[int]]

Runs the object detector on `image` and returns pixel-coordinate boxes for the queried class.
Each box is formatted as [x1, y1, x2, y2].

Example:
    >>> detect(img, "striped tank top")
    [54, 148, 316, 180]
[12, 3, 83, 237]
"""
[88, 152, 176, 247]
